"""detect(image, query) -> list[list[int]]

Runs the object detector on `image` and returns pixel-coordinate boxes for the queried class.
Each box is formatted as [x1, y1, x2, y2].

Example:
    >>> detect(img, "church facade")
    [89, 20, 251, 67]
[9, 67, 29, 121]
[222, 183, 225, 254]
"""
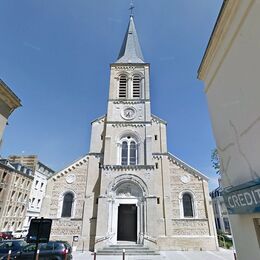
[41, 16, 218, 251]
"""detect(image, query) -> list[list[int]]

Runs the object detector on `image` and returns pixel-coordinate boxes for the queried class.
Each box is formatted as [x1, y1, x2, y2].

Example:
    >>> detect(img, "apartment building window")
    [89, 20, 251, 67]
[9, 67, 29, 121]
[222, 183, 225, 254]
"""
[11, 191, 16, 199]
[2, 172, 8, 182]
[7, 206, 12, 215]
[15, 206, 19, 215]
[40, 182, 44, 189]
[37, 199, 41, 207]
[35, 180, 39, 189]
[32, 198, 35, 207]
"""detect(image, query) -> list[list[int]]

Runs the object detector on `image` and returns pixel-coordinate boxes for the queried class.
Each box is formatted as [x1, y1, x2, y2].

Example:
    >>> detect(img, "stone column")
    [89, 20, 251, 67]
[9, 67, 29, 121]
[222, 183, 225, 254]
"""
[145, 196, 158, 237]
[95, 195, 109, 250]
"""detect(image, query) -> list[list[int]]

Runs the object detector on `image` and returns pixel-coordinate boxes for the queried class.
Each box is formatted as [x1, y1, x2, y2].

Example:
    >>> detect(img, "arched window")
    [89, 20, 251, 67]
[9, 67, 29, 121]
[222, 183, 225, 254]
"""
[182, 193, 194, 217]
[119, 75, 127, 98]
[120, 137, 138, 165]
[121, 141, 128, 165]
[61, 192, 74, 217]
[132, 75, 141, 98]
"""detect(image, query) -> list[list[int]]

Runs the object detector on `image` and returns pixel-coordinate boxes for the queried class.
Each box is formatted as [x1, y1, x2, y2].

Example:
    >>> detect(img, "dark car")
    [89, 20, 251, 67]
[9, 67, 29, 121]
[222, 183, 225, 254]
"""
[1, 241, 72, 260]
[0, 232, 13, 240]
[0, 240, 27, 258]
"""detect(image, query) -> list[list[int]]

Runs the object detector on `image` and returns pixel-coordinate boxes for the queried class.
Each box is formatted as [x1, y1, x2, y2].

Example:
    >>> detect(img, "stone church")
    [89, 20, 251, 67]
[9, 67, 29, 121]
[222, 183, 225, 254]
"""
[41, 15, 218, 251]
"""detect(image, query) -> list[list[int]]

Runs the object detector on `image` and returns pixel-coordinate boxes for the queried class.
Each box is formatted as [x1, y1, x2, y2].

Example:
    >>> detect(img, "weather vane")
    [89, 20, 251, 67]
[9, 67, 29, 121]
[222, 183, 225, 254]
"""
[129, 0, 134, 16]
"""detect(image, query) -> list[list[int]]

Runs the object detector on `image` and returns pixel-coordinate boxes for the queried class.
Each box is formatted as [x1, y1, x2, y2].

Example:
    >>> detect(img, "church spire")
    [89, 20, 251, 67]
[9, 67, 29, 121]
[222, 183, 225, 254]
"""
[116, 15, 145, 64]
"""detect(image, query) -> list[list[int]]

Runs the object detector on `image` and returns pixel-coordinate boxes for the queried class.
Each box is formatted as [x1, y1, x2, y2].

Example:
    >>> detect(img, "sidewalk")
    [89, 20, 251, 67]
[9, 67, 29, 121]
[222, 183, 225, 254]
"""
[72, 248, 234, 260]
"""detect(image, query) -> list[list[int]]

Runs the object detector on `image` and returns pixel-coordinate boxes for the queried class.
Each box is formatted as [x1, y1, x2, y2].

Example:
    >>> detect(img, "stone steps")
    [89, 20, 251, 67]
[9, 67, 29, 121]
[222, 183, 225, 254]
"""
[96, 244, 160, 255]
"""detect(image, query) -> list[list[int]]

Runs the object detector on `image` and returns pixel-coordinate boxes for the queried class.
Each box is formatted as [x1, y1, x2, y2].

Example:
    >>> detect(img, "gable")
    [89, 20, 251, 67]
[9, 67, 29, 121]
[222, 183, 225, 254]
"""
[167, 152, 209, 181]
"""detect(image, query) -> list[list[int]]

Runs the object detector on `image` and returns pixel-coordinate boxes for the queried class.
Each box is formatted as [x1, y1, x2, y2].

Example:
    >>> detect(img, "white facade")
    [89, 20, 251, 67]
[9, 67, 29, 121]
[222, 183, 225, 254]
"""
[41, 15, 218, 252]
[210, 188, 231, 234]
[198, 1, 260, 259]
[23, 162, 54, 229]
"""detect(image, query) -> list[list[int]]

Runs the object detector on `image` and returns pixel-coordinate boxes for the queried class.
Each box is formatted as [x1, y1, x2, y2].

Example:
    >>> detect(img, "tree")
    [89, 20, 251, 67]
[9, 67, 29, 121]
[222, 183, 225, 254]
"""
[211, 148, 220, 175]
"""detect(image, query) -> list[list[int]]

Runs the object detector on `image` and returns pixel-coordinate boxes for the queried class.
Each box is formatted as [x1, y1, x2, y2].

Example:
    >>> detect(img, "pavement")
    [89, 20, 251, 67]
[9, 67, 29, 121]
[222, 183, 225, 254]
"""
[72, 248, 234, 260]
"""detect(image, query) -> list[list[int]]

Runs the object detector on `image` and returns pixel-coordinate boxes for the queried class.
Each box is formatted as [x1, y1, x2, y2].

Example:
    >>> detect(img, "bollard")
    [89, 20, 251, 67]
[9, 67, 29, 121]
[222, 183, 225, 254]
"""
[93, 249, 97, 260]
[35, 249, 40, 260]
[64, 249, 68, 260]
[7, 250, 11, 260]
[122, 248, 125, 260]
[233, 250, 237, 260]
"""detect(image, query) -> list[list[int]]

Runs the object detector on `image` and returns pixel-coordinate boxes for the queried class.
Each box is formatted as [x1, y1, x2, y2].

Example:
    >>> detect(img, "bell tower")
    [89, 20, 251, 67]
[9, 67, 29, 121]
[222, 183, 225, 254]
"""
[103, 15, 153, 166]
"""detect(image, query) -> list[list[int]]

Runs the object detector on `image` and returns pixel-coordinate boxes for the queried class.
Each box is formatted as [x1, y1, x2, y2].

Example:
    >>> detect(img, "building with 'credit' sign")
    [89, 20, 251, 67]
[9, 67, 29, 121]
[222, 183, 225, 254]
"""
[198, 1, 260, 259]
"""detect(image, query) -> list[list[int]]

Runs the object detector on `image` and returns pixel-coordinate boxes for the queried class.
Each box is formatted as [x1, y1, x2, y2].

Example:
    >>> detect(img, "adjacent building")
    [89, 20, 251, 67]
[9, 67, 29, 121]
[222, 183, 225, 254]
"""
[210, 187, 231, 234]
[0, 79, 21, 143]
[0, 159, 33, 232]
[8, 155, 54, 230]
[198, 1, 260, 259]
[41, 15, 218, 252]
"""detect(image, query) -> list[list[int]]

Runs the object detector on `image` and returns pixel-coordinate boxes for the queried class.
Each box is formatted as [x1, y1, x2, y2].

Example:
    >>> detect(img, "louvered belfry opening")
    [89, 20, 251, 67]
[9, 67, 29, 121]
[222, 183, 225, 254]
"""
[133, 75, 141, 98]
[119, 75, 127, 98]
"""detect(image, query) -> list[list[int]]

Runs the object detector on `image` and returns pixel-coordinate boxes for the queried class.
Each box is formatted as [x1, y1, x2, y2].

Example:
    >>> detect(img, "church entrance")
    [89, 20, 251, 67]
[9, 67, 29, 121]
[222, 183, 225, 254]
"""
[117, 204, 137, 242]
[107, 176, 147, 245]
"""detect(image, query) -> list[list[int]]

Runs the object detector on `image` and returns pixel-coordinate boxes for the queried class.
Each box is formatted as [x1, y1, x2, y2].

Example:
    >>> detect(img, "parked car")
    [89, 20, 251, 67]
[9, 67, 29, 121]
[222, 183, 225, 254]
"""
[1, 241, 72, 260]
[0, 232, 13, 240]
[0, 240, 27, 258]
[12, 230, 28, 239]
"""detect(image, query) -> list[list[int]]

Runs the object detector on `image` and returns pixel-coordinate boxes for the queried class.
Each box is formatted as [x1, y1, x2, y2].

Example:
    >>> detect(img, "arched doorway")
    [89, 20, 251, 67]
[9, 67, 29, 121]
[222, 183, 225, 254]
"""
[107, 175, 147, 244]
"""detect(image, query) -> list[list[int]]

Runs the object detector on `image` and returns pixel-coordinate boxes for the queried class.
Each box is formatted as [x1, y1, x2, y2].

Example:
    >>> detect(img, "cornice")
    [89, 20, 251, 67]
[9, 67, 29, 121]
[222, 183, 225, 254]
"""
[51, 155, 89, 180]
[91, 115, 106, 125]
[198, 0, 240, 81]
[108, 122, 151, 128]
[102, 165, 154, 171]
[110, 63, 150, 68]
[153, 152, 209, 181]
[109, 99, 149, 104]
[151, 114, 167, 125]
[0, 79, 21, 110]
[0, 162, 34, 180]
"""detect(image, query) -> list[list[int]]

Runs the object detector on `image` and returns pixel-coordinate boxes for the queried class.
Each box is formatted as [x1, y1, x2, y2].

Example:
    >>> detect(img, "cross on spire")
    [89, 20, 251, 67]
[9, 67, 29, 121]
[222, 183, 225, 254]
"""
[129, 0, 134, 16]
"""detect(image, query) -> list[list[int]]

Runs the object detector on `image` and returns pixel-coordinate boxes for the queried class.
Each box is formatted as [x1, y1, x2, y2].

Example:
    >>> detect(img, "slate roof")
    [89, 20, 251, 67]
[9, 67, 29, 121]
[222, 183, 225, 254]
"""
[116, 16, 145, 64]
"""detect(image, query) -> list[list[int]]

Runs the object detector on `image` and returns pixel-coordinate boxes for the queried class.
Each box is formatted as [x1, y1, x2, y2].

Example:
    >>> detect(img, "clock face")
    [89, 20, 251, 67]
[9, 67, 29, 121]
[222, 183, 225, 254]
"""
[121, 107, 136, 120]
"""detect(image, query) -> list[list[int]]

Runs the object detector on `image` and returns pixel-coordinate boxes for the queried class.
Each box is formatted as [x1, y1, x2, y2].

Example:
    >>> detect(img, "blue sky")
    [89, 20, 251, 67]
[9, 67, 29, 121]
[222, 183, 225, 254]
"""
[0, 0, 222, 190]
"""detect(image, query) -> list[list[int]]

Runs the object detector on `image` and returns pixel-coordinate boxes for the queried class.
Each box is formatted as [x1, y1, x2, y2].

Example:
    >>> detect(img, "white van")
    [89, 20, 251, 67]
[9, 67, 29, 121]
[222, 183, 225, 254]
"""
[12, 229, 28, 239]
